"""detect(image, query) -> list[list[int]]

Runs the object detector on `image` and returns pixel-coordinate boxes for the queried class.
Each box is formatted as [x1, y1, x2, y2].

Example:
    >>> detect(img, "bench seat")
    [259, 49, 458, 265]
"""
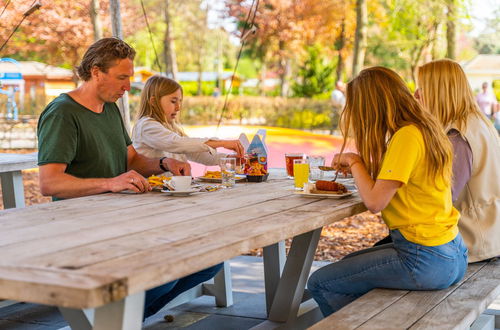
[309, 258, 500, 330]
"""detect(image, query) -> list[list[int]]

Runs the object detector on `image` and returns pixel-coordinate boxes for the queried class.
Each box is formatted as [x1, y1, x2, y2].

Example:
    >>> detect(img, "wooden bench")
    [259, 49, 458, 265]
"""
[309, 258, 500, 330]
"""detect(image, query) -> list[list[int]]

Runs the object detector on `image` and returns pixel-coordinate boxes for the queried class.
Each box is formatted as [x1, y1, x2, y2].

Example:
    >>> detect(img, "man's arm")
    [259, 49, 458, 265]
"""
[39, 163, 150, 199]
[127, 145, 191, 177]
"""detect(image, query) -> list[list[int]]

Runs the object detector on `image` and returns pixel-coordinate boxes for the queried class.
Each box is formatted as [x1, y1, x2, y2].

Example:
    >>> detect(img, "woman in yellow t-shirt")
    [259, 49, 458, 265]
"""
[307, 67, 468, 317]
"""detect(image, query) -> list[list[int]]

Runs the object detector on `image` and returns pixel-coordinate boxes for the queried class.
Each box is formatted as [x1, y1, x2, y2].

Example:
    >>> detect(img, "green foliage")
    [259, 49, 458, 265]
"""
[291, 46, 335, 98]
[179, 96, 337, 131]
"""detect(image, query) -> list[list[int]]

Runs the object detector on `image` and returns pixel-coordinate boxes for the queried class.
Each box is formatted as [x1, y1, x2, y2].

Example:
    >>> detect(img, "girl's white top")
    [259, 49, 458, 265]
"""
[132, 117, 226, 171]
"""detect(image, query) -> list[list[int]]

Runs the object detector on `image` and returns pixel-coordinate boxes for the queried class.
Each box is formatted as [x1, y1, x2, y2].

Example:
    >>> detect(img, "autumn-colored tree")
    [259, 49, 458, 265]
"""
[227, 0, 347, 96]
[0, 0, 140, 73]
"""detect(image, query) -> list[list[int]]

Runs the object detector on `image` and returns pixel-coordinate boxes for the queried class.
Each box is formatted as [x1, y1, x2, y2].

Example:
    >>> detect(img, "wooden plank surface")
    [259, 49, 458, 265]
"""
[308, 261, 495, 330]
[308, 289, 409, 330]
[357, 262, 486, 330]
[410, 259, 500, 330]
[0, 175, 366, 309]
[0, 153, 37, 172]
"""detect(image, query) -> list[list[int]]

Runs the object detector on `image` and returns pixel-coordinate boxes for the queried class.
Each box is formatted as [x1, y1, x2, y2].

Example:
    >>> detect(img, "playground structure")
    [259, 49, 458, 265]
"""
[0, 58, 25, 121]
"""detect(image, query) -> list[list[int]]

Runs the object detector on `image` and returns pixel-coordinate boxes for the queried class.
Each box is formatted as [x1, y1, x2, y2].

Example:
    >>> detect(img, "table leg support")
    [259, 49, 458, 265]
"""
[0, 171, 25, 209]
[267, 228, 322, 323]
[212, 260, 233, 307]
[263, 240, 286, 315]
[59, 291, 145, 330]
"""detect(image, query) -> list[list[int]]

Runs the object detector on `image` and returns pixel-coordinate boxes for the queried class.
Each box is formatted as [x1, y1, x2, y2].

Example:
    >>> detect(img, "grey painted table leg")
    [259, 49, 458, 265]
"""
[0, 171, 25, 208]
[267, 228, 322, 323]
[263, 240, 286, 315]
[59, 291, 145, 330]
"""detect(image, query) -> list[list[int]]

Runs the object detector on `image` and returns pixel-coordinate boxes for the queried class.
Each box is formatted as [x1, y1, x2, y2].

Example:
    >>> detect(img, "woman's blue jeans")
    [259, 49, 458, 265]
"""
[144, 263, 223, 318]
[307, 230, 468, 316]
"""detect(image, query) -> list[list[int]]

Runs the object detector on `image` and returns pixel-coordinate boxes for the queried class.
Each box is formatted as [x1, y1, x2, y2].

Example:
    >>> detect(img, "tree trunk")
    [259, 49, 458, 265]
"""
[197, 55, 203, 96]
[335, 18, 346, 83]
[89, 0, 103, 41]
[446, 0, 457, 59]
[351, 0, 367, 78]
[109, 0, 131, 134]
[163, 0, 178, 80]
[278, 40, 291, 97]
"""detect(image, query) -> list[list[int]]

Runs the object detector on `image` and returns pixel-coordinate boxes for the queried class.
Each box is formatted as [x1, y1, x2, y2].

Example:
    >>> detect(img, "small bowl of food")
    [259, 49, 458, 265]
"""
[246, 173, 269, 182]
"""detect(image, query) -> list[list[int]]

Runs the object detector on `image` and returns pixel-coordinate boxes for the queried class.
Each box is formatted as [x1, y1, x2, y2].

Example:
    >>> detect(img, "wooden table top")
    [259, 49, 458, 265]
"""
[0, 172, 365, 309]
[0, 153, 37, 172]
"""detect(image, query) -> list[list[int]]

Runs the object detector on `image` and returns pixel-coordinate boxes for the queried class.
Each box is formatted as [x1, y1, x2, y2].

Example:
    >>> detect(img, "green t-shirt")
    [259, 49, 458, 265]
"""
[37, 93, 132, 180]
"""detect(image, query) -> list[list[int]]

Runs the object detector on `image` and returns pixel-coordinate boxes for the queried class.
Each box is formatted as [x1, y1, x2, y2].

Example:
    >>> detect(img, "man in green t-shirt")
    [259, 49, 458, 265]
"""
[37, 37, 222, 320]
[38, 38, 190, 198]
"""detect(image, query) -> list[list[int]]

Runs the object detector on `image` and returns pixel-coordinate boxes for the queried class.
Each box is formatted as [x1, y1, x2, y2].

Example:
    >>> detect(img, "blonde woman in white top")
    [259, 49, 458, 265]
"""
[132, 76, 244, 171]
[417, 59, 500, 262]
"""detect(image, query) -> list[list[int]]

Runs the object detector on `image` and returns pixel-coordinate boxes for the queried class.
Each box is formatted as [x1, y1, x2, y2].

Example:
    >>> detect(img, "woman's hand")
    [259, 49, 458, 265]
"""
[331, 152, 363, 174]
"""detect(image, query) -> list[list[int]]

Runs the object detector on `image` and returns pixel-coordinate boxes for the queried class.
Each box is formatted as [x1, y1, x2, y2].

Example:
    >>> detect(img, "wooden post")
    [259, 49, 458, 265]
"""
[109, 0, 131, 134]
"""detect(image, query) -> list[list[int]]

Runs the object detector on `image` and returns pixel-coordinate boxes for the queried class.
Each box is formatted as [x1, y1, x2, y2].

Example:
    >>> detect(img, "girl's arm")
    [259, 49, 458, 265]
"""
[135, 119, 243, 156]
[332, 153, 402, 213]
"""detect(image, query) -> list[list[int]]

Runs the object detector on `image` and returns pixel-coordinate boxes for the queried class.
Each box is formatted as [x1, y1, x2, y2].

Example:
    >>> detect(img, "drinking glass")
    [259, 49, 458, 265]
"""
[308, 155, 325, 181]
[219, 157, 236, 188]
[293, 159, 309, 190]
[285, 153, 304, 179]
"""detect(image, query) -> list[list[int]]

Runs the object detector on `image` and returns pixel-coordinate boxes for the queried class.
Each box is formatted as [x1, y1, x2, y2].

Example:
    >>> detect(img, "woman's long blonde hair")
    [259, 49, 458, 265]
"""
[417, 59, 493, 132]
[340, 66, 453, 185]
[136, 75, 187, 136]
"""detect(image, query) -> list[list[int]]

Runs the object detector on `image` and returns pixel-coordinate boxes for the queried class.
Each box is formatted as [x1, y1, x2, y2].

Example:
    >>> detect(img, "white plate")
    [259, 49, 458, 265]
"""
[160, 188, 199, 196]
[294, 190, 355, 199]
[196, 175, 246, 183]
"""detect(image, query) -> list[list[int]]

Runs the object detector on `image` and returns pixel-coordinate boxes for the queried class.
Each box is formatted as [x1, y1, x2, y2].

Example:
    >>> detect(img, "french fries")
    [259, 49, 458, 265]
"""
[147, 174, 171, 187]
[203, 170, 222, 179]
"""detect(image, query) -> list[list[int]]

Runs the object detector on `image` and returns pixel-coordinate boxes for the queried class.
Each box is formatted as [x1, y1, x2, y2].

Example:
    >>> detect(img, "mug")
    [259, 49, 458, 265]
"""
[170, 176, 192, 191]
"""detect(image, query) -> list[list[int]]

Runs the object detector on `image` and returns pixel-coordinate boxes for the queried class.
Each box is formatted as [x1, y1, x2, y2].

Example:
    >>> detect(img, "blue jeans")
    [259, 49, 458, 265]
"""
[307, 230, 468, 316]
[144, 263, 223, 318]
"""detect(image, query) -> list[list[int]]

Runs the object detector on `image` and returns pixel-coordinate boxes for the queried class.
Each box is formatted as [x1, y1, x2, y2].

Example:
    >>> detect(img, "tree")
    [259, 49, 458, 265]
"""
[352, 0, 367, 77]
[89, 0, 103, 41]
[227, 0, 347, 96]
[162, 0, 178, 80]
[446, 0, 457, 59]
[291, 45, 334, 97]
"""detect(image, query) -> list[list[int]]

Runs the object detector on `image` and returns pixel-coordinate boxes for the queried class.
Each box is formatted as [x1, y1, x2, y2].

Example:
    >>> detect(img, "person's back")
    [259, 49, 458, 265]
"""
[418, 59, 500, 262]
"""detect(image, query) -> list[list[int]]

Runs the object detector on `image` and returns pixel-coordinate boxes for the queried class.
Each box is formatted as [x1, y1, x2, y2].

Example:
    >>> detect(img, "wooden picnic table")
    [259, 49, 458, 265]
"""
[0, 152, 37, 209]
[0, 170, 365, 329]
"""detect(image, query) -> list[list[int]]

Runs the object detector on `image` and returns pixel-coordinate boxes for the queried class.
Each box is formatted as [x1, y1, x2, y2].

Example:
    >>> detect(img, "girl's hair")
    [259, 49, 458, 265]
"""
[137, 75, 187, 136]
[340, 66, 453, 185]
[417, 59, 493, 132]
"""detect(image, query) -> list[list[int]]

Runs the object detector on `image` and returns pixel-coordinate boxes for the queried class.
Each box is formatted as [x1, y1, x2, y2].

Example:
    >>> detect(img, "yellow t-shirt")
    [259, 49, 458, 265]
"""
[377, 125, 459, 246]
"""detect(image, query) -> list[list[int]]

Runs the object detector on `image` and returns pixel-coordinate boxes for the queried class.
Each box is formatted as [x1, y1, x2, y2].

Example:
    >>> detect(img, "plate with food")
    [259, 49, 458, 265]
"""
[295, 180, 356, 199]
[196, 170, 246, 183]
[160, 188, 200, 196]
[147, 174, 171, 191]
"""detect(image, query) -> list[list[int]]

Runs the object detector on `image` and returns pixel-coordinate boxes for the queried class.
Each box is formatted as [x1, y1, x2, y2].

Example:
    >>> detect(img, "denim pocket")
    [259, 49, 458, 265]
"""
[417, 243, 457, 260]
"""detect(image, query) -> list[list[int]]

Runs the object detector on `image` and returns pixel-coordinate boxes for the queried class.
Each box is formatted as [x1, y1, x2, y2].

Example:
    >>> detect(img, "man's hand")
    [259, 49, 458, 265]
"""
[108, 170, 151, 193]
[162, 158, 191, 176]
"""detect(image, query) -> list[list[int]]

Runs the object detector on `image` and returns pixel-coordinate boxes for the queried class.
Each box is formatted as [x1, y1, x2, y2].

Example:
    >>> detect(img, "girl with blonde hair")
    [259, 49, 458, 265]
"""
[417, 59, 500, 262]
[308, 67, 467, 316]
[132, 75, 244, 172]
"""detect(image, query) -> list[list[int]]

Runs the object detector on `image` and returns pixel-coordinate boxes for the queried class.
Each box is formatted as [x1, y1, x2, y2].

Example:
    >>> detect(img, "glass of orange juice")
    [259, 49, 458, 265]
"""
[293, 158, 309, 190]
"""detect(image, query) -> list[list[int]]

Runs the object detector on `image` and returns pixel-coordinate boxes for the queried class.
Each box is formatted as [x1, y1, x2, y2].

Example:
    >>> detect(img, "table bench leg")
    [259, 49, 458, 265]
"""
[263, 240, 286, 315]
[0, 171, 25, 209]
[267, 228, 322, 323]
[58, 291, 145, 330]
[211, 260, 234, 307]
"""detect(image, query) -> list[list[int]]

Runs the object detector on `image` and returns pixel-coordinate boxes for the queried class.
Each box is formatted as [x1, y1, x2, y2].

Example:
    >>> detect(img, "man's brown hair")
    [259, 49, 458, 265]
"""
[77, 37, 136, 81]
